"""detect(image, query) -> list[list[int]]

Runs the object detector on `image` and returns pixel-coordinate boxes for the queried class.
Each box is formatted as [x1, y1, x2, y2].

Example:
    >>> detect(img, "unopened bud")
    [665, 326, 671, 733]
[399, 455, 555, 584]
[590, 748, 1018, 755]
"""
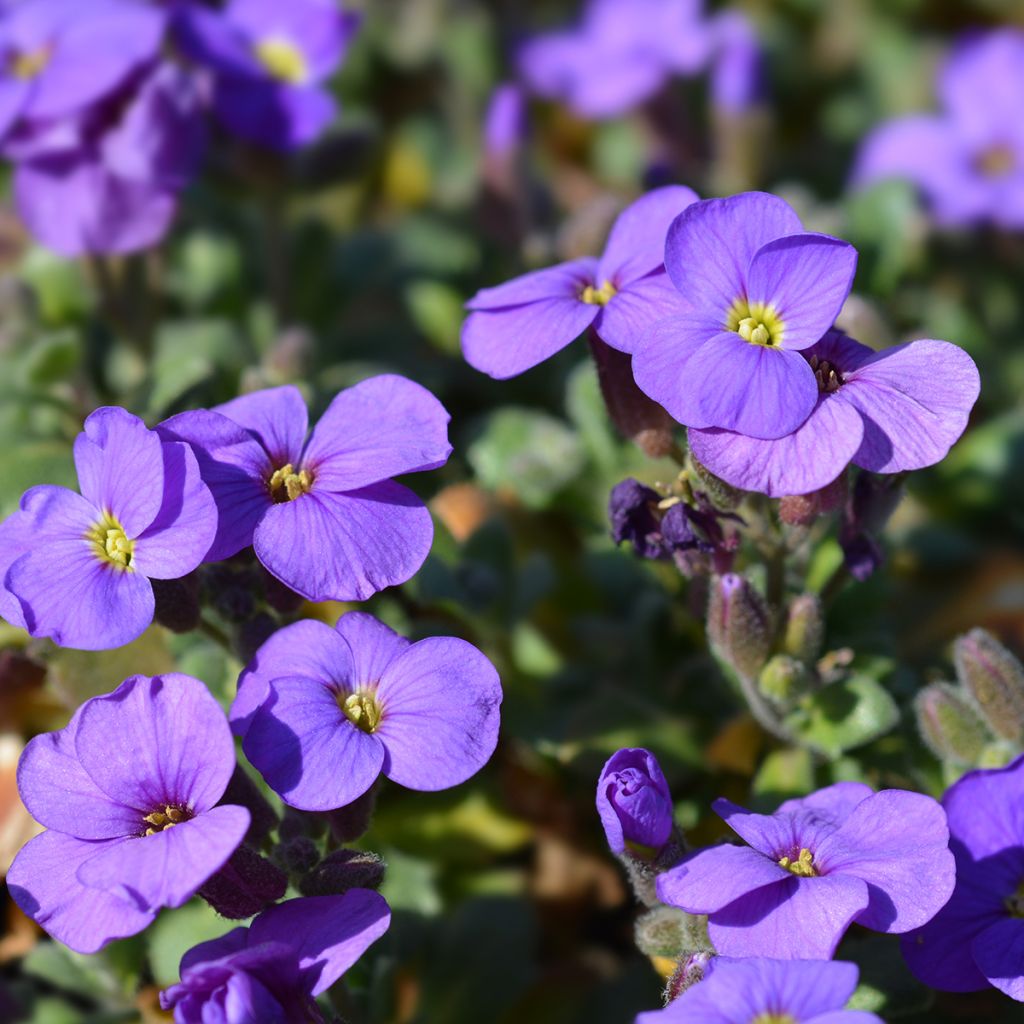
[634, 906, 710, 959]
[782, 594, 824, 664]
[596, 748, 674, 858]
[954, 629, 1024, 744]
[219, 766, 279, 846]
[665, 950, 715, 1003]
[321, 785, 378, 843]
[915, 683, 990, 766]
[707, 573, 773, 679]
[151, 575, 201, 633]
[758, 654, 812, 706]
[779, 474, 847, 526]
[198, 845, 287, 919]
[275, 835, 320, 875]
[688, 448, 742, 510]
[299, 849, 387, 897]
[234, 612, 279, 664]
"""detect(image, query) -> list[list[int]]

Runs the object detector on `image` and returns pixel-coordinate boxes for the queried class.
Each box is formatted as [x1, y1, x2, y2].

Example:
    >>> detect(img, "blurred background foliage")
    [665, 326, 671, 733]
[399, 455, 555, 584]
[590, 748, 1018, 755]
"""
[1, 0, 1024, 1021]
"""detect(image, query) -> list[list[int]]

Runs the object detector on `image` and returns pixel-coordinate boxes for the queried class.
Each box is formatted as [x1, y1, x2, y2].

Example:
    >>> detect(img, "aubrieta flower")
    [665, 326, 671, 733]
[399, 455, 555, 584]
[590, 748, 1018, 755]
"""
[0, 407, 216, 650]
[687, 329, 980, 497]
[636, 957, 884, 1024]
[657, 782, 955, 959]
[161, 889, 391, 1022]
[160, 377, 451, 602]
[7, 674, 251, 954]
[633, 191, 858, 440]
[518, 0, 712, 120]
[232, 611, 502, 811]
[597, 748, 674, 856]
[902, 755, 1024, 1002]
[709, 10, 764, 116]
[854, 29, 1024, 229]
[176, 0, 360, 152]
[462, 185, 698, 379]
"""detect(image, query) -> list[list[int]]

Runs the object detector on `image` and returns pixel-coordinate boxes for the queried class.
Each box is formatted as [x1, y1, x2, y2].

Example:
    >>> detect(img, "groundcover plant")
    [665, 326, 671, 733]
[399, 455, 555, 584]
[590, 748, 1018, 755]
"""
[0, 2, 1022, 1022]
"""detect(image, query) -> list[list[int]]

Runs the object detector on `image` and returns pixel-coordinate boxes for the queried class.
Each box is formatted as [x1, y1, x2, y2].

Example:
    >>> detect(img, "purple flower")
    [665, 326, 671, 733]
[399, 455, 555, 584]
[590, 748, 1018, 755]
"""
[597, 748, 673, 856]
[901, 755, 1024, 1002]
[657, 782, 955, 959]
[636, 957, 883, 1024]
[7, 674, 250, 954]
[709, 11, 764, 115]
[483, 82, 527, 159]
[231, 611, 502, 811]
[462, 185, 698, 378]
[161, 889, 391, 1022]
[518, 0, 712, 120]
[0, 407, 216, 650]
[854, 29, 1024, 229]
[159, 377, 451, 602]
[176, 0, 359, 151]
[687, 329, 980, 497]
[632, 191, 859, 440]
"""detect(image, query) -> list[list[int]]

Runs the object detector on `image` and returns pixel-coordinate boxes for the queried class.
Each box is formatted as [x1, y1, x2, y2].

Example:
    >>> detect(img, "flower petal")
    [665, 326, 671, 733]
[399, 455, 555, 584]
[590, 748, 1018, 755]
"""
[254, 481, 433, 602]
[942, 756, 1024, 860]
[214, 385, 308, 467]
[214, 79, 337, 152]
[594, 271, 690, 354]
[7, 831, 155, 954]
[466, 257, 598, 311]
[250, 890, 391, 996]
[75, 674, 237, 815]
[374, 636, 502, 791]
[335, 611, 409, 686]
[656, 844, 790, 913]
[131, 441, 218, 579]
[0, 509, 31, 629]
[842, 340, 980, 474]
[664, 192, 802, 310]
[242, 675, 384, 810]
[777, 781, 874, 822]
[970, 917, 1024, 1001]
[301, 375, 451, 492]
[76, 805, 250, 911]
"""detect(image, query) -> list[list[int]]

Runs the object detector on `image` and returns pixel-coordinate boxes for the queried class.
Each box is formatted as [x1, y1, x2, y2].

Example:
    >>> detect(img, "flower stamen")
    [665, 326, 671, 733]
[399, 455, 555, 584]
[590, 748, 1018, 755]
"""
[340, 689, 384, 733]
[142, 804, 192, 837]
[86, 512, 135, 571]
[1006, 880, 1024, 918]
[254, 37, 309, 84]
[778, 847, 817, 877]
[581, 280, 617, 306]
[269, 463, 313, 503]
[10, 47, 50, 81]
[808, 354, 842, 394]
[726, 299, 784, 347]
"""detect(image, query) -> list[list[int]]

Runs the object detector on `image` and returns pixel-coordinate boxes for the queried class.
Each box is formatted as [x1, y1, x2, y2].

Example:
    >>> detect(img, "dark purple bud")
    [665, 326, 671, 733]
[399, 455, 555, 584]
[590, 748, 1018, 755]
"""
[609, 479, 665, 560]
[707, 573, 773, 678]
[152, 574, 202, 633]
[299, 849, 387, 898]
[275, 836, 320, 876]
[219, 765, 279, 847]
[203, 564, 258, 623]
[840, 531, 883, 582]
[322, 785, 378, 843]
[260, 566, 305, 614]
[235, 612, 279, 664]
[197, 845, 287, 920]
[596, 748, 674, 857]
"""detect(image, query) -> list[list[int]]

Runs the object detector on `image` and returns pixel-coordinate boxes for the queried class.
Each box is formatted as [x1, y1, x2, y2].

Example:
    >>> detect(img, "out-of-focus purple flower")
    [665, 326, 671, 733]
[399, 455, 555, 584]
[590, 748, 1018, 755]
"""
[854, 29, 1024, 229]
[709, 10, 764, 114]
[658, 782, 955, 959]
[609, 479, 665, 559]
[7, 674, 250, 954]
[597, 748, 673, 856]
[838, 471, 907, 582]
[176, 0, 359, 151]
[161, 889, 390, 1022]
[484, 82, 527, 159]
[902, 755, 1024, 1002]
[232, 611, 502, 811]
[637, 956, 883, 1024]
[463, 185, 698, 378]
[633, 192, 858, 440]
[687, 329, 979, 497]
[518, 0, 712, 120]
[160, 378, 451, 602]
[0, 407, 216, 650]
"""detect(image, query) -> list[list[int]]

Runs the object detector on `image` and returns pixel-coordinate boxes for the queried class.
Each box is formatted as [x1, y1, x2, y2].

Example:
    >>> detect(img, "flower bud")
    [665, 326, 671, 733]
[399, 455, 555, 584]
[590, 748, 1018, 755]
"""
[778, 474, 847, 527]
[758, 654, 812, 707]
[915, 683, 990, 766]
[707, 573, 773, 679]
[151, 575, 202, 633]
[596, 748, 674, 857]
[665, 950, 715, 1003]
[634, 906, 710, 960]
[688, 448, 742, 510]
[275, 835, 320, 875]
[219, 765, 279, 846]
[197, 845, 288, 919]
[299, 849, 387, 898]
[782, 594, 824, 664]
[954, 629, 1024, 744]
[322, 785, 378, 843]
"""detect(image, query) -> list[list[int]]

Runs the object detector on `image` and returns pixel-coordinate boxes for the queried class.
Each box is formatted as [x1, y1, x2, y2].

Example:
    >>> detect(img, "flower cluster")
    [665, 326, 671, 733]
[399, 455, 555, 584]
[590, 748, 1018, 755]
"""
[0, 0, 358, 255]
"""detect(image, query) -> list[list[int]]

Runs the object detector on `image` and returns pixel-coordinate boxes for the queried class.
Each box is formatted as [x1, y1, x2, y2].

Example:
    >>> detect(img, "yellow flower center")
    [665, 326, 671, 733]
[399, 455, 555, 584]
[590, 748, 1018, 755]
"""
[1006, 880, 1024, 918]
[87, 512, 135, 571]
[269, 463, 313, 503]
[581, 280, 617, 306]
[752, 1015, 797, 1024]
[142, 804, 191, 837]
[340, 689, 384, 733]
[778, 847, 817, 878]
[976, 143, 1015, 179]
[10, 47, 50, 81]
[726, 299, 784, 347]
[254, 37, 309, 85]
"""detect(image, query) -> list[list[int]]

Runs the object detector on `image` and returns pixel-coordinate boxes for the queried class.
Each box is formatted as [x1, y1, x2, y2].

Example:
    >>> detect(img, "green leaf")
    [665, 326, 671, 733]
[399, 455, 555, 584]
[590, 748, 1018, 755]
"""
[147, 901, 234, 988]
[784, 675, 899, 758]
[19, 247, 93, 324]
[404, 280, 465, 355]
[147, 319, 245, 416]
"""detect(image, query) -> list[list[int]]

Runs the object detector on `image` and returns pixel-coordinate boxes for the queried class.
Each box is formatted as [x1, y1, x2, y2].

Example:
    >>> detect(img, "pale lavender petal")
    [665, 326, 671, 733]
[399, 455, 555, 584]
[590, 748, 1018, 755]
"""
[215, 385, 308, 467]
[231, 618, 352, 736]
[664, 192, 802, 310]
[777, 781, 874, 822]
[7, 831, 155, 954]
[250, 890, 391, 996]
[593, 271, 690, 354]
[0, 78, 30, 140]
[132, 442, 218, 580]
[302, 375, 451, 492]
[466, 258, 598, 311]
[76, 805, 250, 911]
[745, 234, 858, 350]
[815, 790, 955, 933]
[335, 611, 409, 686]
[656, 844, 790, 913]
[688, 394, 864, 497]
[709, 873, 870, 959]
[461, 297, 598, 379]
[713, 798, 807, 857]
[75, 674, 237, 815]
[74, 407, 164, 537]
[597, 186, 700, 287]
[374, 636, 502, 791]
[843, 340, 980, 474]
[970, 918, 1024, 1001]
[253, 482, 433, 602]
[242, 675, 384, 810]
